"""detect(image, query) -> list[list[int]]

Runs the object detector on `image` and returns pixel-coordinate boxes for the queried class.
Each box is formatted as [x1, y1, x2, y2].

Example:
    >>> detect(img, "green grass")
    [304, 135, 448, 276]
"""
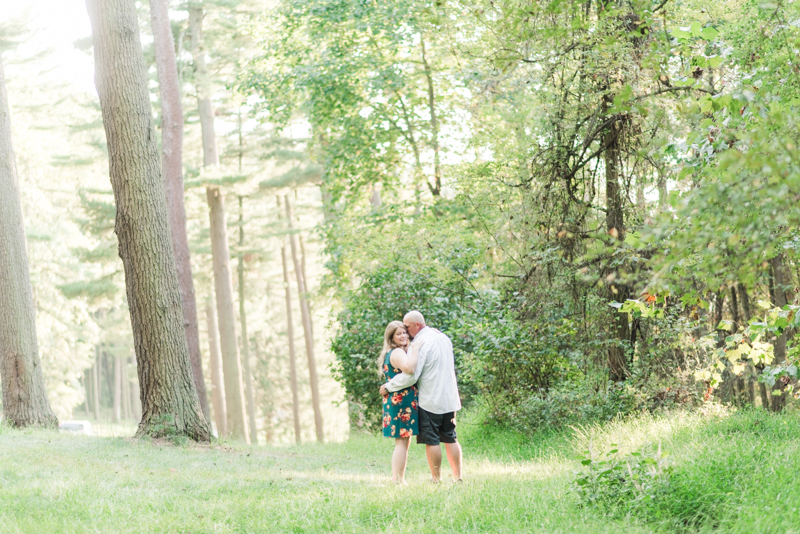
[1, 408, 799, 533]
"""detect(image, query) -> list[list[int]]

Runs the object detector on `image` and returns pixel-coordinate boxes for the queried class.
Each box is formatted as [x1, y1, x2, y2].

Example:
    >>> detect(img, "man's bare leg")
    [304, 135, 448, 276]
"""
[444, 441, 462, 481]
[425, 444, 442, 482]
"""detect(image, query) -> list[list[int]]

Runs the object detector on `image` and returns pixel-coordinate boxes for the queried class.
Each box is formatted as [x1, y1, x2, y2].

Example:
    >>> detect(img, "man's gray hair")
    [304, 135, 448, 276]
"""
[403, 310, 426, 325]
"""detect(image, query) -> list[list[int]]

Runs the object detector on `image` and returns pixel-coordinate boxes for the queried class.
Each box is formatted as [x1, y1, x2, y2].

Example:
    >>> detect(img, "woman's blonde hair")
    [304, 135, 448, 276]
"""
[378, 321, 407, 373]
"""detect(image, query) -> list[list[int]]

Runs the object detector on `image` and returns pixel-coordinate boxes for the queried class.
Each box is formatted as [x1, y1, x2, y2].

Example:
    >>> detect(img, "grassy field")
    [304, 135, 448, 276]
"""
[1, 408, 799, 533]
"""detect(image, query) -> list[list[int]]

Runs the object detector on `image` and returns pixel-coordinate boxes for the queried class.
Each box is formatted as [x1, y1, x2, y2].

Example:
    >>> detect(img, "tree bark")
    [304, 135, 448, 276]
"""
[279, 205, 302, 444]
[0, 56, 58, 429]
[285, 195, 324, 442]
[207, 188, 249, 442]
[149, 0, 209, 421]
[130, 355, 141, 421]
[86, 0, 210, 440]
[237, 196, 259, 445]
[205, 295, 227, 437]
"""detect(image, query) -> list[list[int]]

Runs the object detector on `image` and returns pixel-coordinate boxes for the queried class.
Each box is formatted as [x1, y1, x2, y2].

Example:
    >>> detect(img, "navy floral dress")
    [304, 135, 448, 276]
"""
[382, 350, 418, 438]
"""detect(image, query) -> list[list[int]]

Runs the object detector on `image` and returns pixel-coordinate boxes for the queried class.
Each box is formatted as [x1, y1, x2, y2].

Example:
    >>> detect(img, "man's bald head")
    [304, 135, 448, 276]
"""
[403, 310, 426, 338]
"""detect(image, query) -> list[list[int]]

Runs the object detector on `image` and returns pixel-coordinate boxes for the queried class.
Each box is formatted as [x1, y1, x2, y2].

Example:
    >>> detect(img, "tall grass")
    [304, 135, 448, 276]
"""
[0, 408, 797, 533]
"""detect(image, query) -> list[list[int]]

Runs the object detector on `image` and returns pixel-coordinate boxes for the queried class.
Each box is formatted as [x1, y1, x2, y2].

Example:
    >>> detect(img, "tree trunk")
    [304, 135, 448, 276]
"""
[603, 117, 630, 382]
[122, 360, 132, 420]
[93, 347, 101, 420]
[0, 56, 58, 429]
[237, 196, 259, 445]
[254, 338, 273, 445]
[420, 35, 441, 196]
[84, 369, 92, 417]
[113, 357, 122, 423]
[186, 4, 246, 442]
[769, 254, 789, 412]
[205, 295, 227, 437]
[188, 7, 219, 167]
[149, 0, 209, 421]
[279, 196, 302, 444]
[86, 0, 210, 441]
[207, 188, 249, 442]
[285, 195, 324, 442]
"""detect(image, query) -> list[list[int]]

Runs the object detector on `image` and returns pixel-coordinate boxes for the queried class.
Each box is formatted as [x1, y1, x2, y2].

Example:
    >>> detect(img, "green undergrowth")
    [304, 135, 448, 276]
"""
[0, 408, 798, 533]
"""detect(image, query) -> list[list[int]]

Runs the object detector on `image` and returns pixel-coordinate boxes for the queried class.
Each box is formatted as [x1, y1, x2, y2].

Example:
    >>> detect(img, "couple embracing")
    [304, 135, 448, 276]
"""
[378, 311, 462, 483]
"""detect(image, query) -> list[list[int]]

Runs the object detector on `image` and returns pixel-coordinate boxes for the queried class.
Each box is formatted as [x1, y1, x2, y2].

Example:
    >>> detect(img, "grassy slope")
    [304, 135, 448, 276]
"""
[0, 409, 798, 533]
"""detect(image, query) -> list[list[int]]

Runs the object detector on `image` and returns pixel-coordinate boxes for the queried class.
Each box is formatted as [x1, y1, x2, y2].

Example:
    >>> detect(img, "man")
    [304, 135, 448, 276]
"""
[379, 310, 462, 482]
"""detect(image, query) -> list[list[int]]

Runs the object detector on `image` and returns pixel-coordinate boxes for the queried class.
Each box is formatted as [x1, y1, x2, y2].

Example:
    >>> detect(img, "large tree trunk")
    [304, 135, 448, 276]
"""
[205, 295, 227, 436]
[207, 188, 249, 442]
[149, 0, 209, 421]
[237, 196, 259, 445]
[285, 195, 324, 442]
[0, 56, 58, 429]
[280, 236, 302, 443]
[86, 0, 210, 440]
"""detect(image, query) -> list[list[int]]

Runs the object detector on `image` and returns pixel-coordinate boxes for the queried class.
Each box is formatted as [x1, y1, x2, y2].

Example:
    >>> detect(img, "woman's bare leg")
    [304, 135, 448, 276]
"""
[391, 437, 411, 482]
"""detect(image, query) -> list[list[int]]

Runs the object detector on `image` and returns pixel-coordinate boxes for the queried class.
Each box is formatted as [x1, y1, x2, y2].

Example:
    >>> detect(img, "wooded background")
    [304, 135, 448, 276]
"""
[2, 0, 800, 442]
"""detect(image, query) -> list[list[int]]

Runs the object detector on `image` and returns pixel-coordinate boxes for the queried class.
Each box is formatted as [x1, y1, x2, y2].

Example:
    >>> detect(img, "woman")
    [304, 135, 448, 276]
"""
[379, 321, 421, 482]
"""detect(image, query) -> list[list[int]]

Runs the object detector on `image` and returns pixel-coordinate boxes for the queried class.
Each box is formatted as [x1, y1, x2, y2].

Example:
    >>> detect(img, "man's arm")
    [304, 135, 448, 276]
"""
[383, 371, 416, 392]
[380, 338, 431, 394]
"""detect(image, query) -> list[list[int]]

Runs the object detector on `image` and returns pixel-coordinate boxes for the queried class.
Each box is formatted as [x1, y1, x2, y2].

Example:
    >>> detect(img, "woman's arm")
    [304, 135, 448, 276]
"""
[395, 341, 423, 375]
[389, 348, 408, 373]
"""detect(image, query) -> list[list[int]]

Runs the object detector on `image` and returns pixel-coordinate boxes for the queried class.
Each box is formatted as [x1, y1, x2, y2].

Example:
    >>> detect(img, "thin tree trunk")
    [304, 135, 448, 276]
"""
[299, 234, 313, 340]
[93, 346, 101, 420]
[187, 5, 247, 441]
[237, 196, 259, 445]
[207, 188, 249, 442]
[603, 116, 630, 382]
[279, 196, 301, 444]
[420, 35, 441, 196]
[0, 56, 58, 429]
[770, 254, 789, 412]
[122, 360, 131, 420]
[254, 338, 273, 445]
[205, 295, 227, 437]
[84, 369, 92, 417]
[285, 195, 323, 442]
[113, 357, 122, 423]
[149, 0, 209, 421]
[86, 0, 210, 440]
[188, 7, 219, 167]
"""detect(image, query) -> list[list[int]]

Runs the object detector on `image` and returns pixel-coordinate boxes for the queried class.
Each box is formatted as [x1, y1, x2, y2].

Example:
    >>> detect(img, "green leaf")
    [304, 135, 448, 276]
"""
[690, 22, 702, 37]
[700, 27, 718, 40]
[670, 27, 691, 39]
